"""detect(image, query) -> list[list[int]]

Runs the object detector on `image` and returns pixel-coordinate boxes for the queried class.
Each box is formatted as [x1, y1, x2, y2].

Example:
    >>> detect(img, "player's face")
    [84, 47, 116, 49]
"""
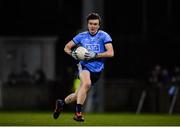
[88, 19, 100, 35]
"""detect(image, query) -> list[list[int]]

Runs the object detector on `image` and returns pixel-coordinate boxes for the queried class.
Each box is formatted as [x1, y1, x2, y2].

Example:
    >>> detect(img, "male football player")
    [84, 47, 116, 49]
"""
[53, 12, 114, 122]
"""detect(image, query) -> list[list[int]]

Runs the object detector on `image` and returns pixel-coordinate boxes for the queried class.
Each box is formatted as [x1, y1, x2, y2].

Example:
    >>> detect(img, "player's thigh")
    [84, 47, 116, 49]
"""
[79, 70, 91, 85]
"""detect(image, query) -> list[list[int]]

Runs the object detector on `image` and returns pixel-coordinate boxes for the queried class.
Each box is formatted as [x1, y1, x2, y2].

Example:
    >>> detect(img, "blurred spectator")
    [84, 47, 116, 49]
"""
[148, 64, 163, 86]
[172, 66, 180, 84]
[148, 65, 173, 86]
[18, 64, 33, 85]
[168, 66, 180, 101]
[7, 71, 18, 86]
[161, 68, 172, 85]
[33, 69, 47, 85]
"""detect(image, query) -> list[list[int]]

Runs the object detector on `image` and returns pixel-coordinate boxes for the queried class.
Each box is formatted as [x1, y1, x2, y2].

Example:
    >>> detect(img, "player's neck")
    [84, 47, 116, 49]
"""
[89, 30, 99, 36]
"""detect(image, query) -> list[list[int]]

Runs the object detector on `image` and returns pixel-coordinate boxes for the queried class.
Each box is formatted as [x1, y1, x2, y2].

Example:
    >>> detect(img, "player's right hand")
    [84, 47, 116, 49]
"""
[71, 50, 78, 60]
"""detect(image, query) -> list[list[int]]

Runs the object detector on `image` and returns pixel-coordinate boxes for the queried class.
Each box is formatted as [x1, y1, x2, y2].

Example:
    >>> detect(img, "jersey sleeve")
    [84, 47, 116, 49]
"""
[72, 33, 81, 45]
[103, 32, 112, 44]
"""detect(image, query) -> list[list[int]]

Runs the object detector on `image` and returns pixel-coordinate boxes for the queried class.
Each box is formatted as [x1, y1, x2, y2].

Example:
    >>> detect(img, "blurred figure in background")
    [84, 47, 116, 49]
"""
[15, 64, 33, 86]
[148, 64, 162, 86]
[169, 66, 180, 102]
[53, 12, 114, 122]
[33, 69, 47, 85]
[7, 71, 18, 86]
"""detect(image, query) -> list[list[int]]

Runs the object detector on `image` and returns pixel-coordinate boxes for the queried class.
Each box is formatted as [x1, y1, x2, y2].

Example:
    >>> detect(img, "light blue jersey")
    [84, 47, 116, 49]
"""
[73, 30, 112, 72]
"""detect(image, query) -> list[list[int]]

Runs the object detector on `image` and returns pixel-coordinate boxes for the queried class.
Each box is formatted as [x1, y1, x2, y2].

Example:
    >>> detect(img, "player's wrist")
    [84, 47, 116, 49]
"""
[94, 53, 98, 58]
[70, 51, 73, 56]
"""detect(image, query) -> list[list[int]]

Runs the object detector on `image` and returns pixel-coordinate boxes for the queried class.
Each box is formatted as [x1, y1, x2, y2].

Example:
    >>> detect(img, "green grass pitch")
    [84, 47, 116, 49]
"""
[0, 111, 180, 126]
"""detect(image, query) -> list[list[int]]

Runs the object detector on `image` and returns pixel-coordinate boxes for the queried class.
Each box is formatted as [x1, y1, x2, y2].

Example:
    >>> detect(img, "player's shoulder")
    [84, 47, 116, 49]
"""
[98, 30, 110, 36]
[98, 30, 112, 39]
[78, 31, 89, 36]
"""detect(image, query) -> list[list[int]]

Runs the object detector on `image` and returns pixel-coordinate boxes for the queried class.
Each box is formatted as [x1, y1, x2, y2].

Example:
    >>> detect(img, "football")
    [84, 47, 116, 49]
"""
[75, 46, 88, 60]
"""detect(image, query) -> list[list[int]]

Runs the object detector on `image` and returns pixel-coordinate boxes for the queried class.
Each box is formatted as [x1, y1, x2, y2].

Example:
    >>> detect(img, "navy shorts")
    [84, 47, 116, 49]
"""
[76, 64, 102, 85]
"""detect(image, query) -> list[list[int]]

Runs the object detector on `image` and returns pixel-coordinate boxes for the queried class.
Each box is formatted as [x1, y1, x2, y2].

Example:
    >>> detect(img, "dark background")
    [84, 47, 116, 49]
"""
[1, 0, 180, 81]
[0, 0, 180, 113]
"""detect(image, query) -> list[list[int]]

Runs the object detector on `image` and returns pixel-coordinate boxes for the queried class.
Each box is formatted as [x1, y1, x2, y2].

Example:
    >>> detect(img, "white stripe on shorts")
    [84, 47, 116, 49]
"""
[77, 62, 82, 73]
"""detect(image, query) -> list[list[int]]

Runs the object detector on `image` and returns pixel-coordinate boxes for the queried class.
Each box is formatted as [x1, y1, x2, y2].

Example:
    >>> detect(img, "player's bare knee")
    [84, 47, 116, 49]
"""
[73, 93, 78, 100]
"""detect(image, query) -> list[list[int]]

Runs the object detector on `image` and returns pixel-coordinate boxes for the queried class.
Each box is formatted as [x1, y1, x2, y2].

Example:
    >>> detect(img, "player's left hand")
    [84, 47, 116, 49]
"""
[84, 51, 97, 60]
[71, 50, 78, 60]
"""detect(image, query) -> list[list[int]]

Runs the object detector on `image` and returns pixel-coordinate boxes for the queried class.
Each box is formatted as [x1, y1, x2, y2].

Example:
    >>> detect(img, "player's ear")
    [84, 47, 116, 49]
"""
[98, 25, 100, 29]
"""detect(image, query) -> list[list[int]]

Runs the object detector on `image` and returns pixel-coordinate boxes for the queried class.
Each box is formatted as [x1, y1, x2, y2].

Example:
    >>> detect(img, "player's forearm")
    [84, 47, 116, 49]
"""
[96, 50, 114, 58]
[64, 45, 72, 56]
[64, 40, 76, 56]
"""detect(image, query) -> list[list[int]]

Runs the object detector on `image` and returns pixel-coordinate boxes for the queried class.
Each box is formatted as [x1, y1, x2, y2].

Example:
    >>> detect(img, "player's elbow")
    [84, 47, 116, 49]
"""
[109, 50, 114, 57]
[64, 45, 70, 55]
[64, 46, 67, 53]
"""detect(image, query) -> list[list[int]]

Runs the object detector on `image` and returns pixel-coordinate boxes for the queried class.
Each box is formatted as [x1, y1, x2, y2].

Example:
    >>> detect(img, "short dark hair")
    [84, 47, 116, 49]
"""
[86, 12, 101, 24]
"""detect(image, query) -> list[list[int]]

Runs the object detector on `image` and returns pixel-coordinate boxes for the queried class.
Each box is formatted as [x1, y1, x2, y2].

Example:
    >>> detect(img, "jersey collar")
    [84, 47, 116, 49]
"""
[89, 30, 99, 36]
